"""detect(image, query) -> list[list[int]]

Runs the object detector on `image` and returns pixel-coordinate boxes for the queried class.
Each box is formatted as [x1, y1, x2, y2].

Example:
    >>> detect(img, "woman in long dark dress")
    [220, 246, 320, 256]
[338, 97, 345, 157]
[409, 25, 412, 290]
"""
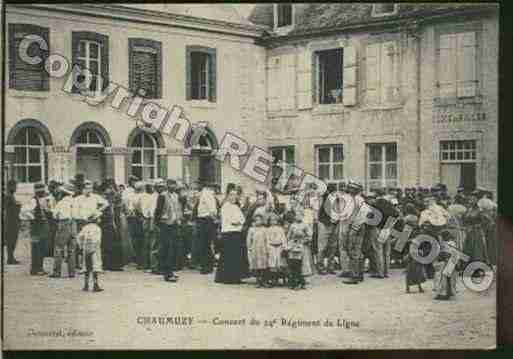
[462, 192, 489, 264]
[101, 184, 124, 271]
[215, 188, 246, 284]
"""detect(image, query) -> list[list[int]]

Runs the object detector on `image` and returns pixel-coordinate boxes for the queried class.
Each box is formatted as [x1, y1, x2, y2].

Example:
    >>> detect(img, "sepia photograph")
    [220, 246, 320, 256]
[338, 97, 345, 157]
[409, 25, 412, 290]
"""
[0, 2, 502, 350]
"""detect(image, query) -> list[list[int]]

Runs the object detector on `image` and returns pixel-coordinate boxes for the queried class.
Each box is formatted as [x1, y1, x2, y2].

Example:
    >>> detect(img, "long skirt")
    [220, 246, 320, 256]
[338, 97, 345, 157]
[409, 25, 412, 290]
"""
[433, 260, 457, 298]
[102, 223, 124, 270]
[404, 255, 426, 286]
[463, 226, 488, 263]
[119, 214, 135, 265]
[301, 244, 315, 276]
[215, 232, 244, 284]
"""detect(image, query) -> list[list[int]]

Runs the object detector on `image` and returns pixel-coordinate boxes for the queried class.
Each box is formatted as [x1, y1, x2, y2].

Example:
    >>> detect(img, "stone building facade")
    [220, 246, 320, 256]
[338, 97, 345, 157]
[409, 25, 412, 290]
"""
[250, 3, 499, 196]
[3, 3, 499, 199]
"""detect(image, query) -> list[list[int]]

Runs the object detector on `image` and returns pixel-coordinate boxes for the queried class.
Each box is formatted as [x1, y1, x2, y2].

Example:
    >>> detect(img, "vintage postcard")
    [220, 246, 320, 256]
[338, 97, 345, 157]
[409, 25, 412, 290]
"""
[1, 2, 499, 350]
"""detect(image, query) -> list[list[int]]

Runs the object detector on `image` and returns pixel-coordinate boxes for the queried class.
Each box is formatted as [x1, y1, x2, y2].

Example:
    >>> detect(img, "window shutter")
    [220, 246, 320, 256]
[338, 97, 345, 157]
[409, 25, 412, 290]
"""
[71, 32, 80, 94]
[9, 24, 49, 91]
[267, 56, 280, 112]
[185, 47, 192, 100]
[281, 54, 295, 110]
[343, 45, 358, 106]
[457, 32, 477, 98]
[125, 153, 132, 181]
[155, 42, 162, 99]
[208, 48, 217, 102]
[366, 43, 379, 105]
[157, 153, 167, 178]
[381, 41, 397, 104]
[129, 40, 161, 99]
[297, 49, 312, 110]
[100, 35, 109, 91]
[438, 34, 457, 98]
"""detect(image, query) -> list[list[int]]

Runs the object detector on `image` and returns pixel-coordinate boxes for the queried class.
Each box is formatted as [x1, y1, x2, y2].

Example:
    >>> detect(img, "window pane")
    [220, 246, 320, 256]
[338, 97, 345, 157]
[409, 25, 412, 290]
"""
[29, 148, 40, 164]
[441, 142, 448, 150]
[143, 133, 154, 148]
[77, 131, 88, 144]
[28, 128, 42, 145]
[285, 147, 294, 164]
[456, 151, 463, 160]
[132, 150, 142, 164]
[449, 142, 455, 150]
[449, 152, 456, 160]
[369, 145, 382, 162]
[89, 42, 99, 59]
[272, 149, 283, 162]
[370, 164, 382, 179]
[318, 148, 330, 163]
[319, 164, 330, 180]
[442, 152, 449, 161]
[78, 41, 86, 57]
[333, 146, 343, 162]
[28, 166, 42, 182]
[144, 150, 155, 165]
[132, 166, 142, 180]
[385, 144, 397, 161]
[464, 151, 471, 160]
[15, 147, 27, 164]
[77, 59, 87, 70]
[471, 152, 476, 160]
[333, 164, 344, 180]
[89, 61, 99, 75]
[386, 163, 397, 180]
[143, 166, 154, 180]
[132, 133, 142, 147]
[16, 166, 27, 183]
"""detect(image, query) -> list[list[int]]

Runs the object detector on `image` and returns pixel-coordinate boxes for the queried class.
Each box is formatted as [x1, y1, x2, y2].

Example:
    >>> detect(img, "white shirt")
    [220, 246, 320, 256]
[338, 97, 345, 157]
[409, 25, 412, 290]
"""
[197, 188, 218, 218]
[125, 190, 143, 217]
[74, 193, 108, 221]
[52, 195, 76, 220]
[138, 192, 158, 218]
[19, 196, 53, 221]
[221, 202, 245, 233]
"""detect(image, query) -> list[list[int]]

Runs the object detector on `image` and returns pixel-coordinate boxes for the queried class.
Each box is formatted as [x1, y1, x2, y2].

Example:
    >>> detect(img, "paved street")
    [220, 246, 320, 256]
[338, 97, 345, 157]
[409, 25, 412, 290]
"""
[2, 234, 496, 350]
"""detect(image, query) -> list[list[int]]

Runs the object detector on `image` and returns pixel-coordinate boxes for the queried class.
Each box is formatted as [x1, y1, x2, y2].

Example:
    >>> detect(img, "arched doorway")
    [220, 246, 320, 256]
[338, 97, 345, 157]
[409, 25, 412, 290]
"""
[71, 123, 111, 184]
[184, 126, 220, 186]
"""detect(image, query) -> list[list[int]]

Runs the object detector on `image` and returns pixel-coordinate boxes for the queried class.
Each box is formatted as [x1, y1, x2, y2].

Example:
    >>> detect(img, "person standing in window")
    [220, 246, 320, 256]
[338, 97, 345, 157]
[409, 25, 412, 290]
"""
[3, 180, 22, 265]
[19, 183, 52, 275]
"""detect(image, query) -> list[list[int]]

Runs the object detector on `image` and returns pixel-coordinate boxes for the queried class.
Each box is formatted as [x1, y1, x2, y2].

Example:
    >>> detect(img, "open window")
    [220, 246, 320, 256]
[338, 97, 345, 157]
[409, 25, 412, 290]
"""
[315, 48, 344, 105]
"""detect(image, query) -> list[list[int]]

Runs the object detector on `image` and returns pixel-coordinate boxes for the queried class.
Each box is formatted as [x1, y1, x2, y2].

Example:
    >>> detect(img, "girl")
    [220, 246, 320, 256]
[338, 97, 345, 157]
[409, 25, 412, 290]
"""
[247, 213, 269, 287]
[402, 214, 426, 294]
[286, 210, 314, 290]
[267, 213, 287, 287]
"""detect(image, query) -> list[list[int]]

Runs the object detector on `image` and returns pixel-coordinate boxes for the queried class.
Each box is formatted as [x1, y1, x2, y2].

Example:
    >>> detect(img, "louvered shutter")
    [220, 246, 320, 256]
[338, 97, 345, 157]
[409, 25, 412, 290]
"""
[438, 34, 457, 98]
[281, 54, 295, 110]
[208, 48, 217, 102]
[100, 35, 109, 91]
[185, 47, 192, 100]
[267, 56, 280, 112]
[9, 24, 49, 91]
[366, 43, 379, 105]
[343, 45, 358, 106]
[157, 153, 168, 178]
[130, 40, 159, 98]
[457, 32, 477, 98]
[297, 49, 313, 109]
[381, 41, 398, 103]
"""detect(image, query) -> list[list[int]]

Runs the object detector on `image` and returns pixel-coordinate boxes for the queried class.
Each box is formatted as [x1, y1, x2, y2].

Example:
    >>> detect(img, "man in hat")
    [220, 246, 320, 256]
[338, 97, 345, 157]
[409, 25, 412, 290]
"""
[3, 180, 22, 264]
[196, 180, 218, 274]
[19, 183, 53, 275]
[343, 181, 368, 284]
[130, 181, 146, 269]
[154, 178, 182, 282]
[317, 183, 339, 275]
[50, 183, 77, 278]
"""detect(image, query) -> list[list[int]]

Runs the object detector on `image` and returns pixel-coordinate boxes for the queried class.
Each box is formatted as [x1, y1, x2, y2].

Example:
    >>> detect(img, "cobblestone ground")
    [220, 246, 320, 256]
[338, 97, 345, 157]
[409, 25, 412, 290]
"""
[2, 234, 496, 350]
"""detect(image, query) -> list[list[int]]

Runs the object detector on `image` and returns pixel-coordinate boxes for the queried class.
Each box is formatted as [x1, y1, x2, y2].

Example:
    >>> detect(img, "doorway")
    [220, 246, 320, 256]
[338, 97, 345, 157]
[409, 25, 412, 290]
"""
[73, 128, 107, 184]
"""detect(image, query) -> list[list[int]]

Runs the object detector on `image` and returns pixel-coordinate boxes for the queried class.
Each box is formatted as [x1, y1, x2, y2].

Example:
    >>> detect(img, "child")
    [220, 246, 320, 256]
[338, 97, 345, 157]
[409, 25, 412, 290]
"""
[247, 213, 269, 288]
[402, 214, 426, 294]
[267, 213, 287, 287]
[78, 213, 104, 292]
[286, 210, 314, 290]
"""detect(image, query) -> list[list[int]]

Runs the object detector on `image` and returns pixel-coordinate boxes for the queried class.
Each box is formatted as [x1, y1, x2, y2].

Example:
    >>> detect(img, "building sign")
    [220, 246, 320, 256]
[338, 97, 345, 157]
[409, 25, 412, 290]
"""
[434, 109, 487, 124]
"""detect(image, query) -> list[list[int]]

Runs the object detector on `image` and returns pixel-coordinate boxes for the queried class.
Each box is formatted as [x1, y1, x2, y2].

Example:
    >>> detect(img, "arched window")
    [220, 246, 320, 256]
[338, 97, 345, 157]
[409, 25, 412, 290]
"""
[13, 127, 46, 183]
[130, 131, 157, 180]
[75, 129, 104, 147]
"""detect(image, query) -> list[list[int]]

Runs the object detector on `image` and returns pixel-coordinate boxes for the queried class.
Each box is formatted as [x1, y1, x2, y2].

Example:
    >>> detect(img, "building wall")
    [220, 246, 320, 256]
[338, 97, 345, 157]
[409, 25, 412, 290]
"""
[4, 6, 267, 197]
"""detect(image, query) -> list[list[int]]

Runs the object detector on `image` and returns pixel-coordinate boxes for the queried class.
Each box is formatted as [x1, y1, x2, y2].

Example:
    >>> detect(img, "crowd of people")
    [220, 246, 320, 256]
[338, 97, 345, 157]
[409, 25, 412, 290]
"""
[3, 174, 497, 299]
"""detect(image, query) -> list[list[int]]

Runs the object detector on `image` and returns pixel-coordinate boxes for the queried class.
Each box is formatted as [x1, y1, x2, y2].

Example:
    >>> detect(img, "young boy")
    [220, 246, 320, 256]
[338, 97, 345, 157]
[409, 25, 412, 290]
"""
[78, 211, 104, 292]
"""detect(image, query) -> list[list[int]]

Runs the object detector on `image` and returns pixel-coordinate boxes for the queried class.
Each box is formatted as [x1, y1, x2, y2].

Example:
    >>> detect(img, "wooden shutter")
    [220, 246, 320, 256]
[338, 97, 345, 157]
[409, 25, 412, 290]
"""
[185, 46, 192, 100]
[366, 43, 379, 105]
[438, 34, 457, 98]
[381, 41, 397, 104]
[297, 49, 313, 109]
[157, 154, 167, 178]
[267, 56, 280, 112]
[100, 34, 109, 91]
[343, 45, 358, 106]
[208, 48, 217, 102]
[9, 24, 49, 91]
[129, 39, 162, 99]
[281, 54, 295, 110]
[457, 32, 477, 98]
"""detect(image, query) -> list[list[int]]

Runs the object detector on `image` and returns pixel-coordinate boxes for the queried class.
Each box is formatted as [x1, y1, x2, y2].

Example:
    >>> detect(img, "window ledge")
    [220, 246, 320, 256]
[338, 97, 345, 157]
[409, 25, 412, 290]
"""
[363, 103, 404, 112]
[188, 100, 217, 109]
[312, 103, 346, 115]
[434, 96, 483, 107]
[268, 110, 298, 119]
[8, 90, 49, 99]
